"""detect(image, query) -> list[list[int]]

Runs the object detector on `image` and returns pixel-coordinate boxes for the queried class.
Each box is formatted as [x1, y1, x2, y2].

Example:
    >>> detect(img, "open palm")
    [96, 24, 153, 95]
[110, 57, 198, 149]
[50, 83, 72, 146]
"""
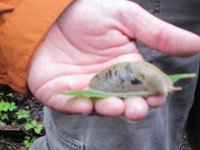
[27, 0, 200, 120]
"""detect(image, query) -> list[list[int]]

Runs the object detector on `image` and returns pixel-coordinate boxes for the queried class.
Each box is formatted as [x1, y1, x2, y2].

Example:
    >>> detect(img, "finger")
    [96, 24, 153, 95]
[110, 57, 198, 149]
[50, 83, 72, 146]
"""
[146, 95, 167, 108]
[124, 97, 149, 120]
[120, 2, 200, 56]
[32, 75, 93, 113]
[94, 97, 125, 117]
[47, 94, 93, 114]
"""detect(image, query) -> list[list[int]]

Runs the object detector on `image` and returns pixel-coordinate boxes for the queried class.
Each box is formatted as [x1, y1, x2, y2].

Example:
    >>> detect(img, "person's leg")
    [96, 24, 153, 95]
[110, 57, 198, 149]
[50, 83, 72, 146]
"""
[30, 107, 85, 150]
[30, 136, 49, 150]
[186, 68, 200, 150]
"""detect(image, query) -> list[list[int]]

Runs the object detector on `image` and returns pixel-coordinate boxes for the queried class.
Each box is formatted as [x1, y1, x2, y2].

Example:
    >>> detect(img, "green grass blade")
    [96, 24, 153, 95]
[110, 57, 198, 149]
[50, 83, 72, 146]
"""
[62, 90, 110, 99]
[62, 90, 150, 99]
[169, 73, 196, 83]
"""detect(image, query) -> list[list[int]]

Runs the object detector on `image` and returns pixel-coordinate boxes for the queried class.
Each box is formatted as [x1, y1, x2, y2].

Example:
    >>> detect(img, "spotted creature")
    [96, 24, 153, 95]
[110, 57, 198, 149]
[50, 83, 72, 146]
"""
[90, 61, 181, 96]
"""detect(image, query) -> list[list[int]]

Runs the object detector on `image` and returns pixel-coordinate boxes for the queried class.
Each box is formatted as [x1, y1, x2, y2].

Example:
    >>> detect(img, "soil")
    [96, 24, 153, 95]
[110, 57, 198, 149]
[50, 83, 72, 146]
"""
[0, 136, 26, 150]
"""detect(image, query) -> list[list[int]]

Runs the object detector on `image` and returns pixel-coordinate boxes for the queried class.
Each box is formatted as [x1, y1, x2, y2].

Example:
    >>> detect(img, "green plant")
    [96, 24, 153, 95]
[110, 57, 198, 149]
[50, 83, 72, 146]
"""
[15, 109, 30, 120]
[24, 119, 44, 134]
[23, 136, 37, 149]
[0, 112, 8, 126]
[0, 97, 44, 149]
[15, 109, 44, 134]
[15, 109, 44, 148]
[0, 100, 16, 112]
[0, 101, 16, 126]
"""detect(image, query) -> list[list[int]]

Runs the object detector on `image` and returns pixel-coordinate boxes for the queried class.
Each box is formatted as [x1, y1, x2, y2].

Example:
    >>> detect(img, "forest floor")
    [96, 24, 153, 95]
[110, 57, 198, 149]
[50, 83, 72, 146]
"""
[0, 85, 44, 150]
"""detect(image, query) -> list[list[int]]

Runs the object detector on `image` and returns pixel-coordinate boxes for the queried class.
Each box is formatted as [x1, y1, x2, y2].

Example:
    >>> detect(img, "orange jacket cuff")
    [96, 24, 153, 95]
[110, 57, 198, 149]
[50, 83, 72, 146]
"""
[0, 0, 73, 94]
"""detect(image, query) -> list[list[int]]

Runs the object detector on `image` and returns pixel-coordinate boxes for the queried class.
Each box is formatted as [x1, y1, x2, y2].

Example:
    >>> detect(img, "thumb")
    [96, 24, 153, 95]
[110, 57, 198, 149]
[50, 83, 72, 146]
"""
[120, 2, 200, 57]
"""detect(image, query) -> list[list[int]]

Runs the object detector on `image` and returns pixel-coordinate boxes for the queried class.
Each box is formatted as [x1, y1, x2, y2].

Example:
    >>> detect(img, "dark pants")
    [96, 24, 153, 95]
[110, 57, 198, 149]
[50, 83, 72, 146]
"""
[30, 0, 200, 150]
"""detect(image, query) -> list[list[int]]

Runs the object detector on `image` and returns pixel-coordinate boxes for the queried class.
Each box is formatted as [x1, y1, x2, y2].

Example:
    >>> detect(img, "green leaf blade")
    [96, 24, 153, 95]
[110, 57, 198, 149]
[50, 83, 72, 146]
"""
[62, 90, 110, 99]
[62, 90, 149, 99]
[24, 123, 34, 131]
[34, 124, 44, 134]
[169, 73, 196, 83]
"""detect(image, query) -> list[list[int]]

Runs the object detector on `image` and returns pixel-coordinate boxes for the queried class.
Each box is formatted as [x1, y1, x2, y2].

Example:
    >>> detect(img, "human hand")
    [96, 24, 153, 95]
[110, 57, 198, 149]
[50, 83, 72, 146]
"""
[27, 0, 200, 120]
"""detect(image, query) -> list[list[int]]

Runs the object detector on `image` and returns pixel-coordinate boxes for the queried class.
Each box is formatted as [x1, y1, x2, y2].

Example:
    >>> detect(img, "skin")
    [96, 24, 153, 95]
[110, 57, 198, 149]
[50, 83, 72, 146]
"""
[27, 0, 200, 121]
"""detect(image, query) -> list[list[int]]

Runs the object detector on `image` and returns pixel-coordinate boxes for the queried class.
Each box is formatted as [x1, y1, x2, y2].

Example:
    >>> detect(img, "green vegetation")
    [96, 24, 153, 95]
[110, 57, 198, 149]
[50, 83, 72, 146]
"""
[0, 92, 44, 149]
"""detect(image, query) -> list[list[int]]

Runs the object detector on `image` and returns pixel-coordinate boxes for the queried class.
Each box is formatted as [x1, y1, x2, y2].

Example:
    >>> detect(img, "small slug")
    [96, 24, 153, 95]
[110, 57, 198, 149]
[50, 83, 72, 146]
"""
[90, 61, 181, 96]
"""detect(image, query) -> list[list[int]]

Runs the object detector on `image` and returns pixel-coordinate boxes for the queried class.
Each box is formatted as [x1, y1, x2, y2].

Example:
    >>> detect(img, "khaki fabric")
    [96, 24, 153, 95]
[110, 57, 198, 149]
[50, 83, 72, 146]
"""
[0, 0, 73, 94]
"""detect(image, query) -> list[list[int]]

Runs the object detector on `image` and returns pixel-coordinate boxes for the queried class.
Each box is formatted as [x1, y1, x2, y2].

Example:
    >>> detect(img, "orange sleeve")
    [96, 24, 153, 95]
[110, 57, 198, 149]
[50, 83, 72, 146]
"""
[0, 0, 73, 94]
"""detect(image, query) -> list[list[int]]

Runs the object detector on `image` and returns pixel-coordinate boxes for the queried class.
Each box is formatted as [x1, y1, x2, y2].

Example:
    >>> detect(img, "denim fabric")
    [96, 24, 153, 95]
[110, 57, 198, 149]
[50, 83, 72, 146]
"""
[30, 0, 200, 150]
[187, 68, 200, 150]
